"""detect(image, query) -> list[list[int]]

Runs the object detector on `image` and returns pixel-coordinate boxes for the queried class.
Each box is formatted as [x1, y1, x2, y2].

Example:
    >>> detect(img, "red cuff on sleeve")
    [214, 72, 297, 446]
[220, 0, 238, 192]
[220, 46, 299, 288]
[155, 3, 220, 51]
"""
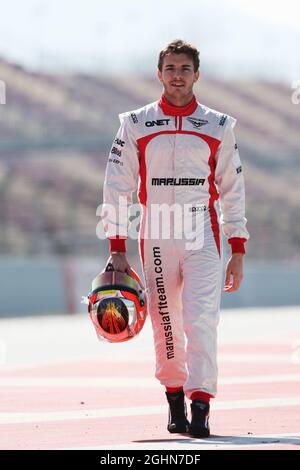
[228, 237, 247, 255]
[109, 237, 127, 253]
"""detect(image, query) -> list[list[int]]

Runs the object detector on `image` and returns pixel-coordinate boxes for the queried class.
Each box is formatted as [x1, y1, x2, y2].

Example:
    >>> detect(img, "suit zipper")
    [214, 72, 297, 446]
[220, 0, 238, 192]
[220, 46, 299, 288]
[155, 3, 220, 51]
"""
[179, 116, 182, 131]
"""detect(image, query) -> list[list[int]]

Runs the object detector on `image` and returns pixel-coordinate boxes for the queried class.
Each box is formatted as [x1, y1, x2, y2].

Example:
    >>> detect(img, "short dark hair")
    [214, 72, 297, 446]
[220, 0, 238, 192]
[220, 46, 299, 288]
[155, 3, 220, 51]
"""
[158, 39, 200, 72]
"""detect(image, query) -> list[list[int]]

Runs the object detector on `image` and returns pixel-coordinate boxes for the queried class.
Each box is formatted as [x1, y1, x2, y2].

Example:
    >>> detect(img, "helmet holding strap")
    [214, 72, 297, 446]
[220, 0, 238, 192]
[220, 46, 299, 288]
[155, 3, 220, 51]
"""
[84, 263, 147, 343]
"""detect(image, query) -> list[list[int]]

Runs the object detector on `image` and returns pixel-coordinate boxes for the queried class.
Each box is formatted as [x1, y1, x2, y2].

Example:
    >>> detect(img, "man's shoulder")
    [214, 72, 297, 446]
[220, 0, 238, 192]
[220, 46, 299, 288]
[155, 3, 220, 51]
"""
[196, 102, 236, 128]
[119, 101, 159, 125]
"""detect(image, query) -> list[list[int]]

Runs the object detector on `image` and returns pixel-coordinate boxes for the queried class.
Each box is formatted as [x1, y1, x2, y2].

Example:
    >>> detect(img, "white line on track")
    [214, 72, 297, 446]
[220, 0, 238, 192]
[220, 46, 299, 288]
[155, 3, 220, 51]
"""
[0, 374, 299, 388]
[0, 353, 294, 371]
[0, 397, 299, 425]
[219, 354, 293, 363]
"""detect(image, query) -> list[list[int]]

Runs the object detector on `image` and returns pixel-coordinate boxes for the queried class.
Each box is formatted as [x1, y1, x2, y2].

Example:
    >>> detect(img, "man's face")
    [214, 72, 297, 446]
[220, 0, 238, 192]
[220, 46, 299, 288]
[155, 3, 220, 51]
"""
[157, 53, 199, 99]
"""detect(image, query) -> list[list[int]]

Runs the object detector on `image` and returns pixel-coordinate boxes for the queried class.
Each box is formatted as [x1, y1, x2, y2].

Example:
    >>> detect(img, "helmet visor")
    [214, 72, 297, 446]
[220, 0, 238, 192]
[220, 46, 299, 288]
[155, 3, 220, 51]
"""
[91, 290, 138, 342]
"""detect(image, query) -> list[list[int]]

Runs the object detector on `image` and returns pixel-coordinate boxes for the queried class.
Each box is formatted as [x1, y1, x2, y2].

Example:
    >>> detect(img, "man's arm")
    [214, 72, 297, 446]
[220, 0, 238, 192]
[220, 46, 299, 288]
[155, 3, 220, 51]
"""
[101, 114, 139, 272]
[214, 118, 250, 292]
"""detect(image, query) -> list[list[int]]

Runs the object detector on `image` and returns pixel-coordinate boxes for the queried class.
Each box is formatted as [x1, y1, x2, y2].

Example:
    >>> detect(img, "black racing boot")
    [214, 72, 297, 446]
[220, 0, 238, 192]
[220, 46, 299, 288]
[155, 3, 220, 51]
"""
[165, 390, 190, 434]
[189, 400, 210, 438]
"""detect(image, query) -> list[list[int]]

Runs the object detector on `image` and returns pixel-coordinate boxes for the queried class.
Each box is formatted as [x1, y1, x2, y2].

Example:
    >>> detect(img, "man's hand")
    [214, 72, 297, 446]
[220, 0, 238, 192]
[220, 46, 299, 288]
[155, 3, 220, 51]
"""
[223, 253, 244, 293]
[106, 252, 132, 275]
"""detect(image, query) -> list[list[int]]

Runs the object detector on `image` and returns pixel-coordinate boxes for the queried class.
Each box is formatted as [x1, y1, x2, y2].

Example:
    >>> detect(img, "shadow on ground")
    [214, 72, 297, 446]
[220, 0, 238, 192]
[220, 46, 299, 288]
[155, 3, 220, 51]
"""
[134, 435, 300, 447]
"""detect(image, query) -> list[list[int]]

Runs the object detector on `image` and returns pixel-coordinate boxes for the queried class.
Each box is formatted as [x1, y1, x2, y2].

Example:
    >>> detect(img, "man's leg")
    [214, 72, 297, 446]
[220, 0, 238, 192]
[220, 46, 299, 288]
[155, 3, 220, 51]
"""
[141, 238, 189, 433]
[180, 234, 222, 436]
[142, 238, 188, 388]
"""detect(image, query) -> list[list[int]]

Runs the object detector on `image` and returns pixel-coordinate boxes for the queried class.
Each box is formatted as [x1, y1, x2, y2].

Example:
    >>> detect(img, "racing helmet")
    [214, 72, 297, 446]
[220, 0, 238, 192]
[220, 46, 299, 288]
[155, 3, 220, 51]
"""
[86, 263, 147, 343]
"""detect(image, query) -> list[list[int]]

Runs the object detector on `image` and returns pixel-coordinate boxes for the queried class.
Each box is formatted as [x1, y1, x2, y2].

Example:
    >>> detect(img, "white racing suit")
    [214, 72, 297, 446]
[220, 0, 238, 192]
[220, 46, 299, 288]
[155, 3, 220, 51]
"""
[102, 95, 249, 399]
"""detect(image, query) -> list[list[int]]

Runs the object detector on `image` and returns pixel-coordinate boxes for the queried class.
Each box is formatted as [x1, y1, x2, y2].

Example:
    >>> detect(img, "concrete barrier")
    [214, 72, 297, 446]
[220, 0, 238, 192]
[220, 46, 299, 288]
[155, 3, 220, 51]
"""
[0, 256, 299, 317]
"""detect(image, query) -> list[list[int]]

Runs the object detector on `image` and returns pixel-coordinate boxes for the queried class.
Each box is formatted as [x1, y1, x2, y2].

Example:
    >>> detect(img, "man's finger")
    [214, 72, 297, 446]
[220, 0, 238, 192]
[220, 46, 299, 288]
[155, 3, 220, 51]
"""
[225, 274, 242, 292]
[224, 269, 232, 287]
[223, 285, 232, 292]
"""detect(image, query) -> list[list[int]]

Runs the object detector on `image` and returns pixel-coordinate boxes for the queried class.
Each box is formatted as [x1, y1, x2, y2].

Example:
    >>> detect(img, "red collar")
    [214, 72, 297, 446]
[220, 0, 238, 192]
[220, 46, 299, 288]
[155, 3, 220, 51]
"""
[158, 94, 198, 116]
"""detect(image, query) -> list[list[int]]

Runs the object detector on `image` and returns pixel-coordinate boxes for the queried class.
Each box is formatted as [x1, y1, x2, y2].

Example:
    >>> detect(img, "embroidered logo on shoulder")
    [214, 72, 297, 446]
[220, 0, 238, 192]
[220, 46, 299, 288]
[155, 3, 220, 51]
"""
[236, 166, 242, 174]
[187, 117, 209, 129]
[130, 112, 138, 124]
[219, 115, 227, 126]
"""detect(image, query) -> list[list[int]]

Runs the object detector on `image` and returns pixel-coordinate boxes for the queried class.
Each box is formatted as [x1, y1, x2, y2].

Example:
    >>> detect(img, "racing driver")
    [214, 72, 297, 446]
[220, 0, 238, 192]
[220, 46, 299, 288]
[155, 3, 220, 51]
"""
[101, 39, 249, 437]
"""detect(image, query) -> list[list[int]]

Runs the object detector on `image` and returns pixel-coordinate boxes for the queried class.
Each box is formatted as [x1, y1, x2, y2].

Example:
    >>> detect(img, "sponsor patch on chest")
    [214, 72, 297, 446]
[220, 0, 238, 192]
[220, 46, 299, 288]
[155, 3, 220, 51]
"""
[152, 178, 205, 186]
[187, 117, 209, 129]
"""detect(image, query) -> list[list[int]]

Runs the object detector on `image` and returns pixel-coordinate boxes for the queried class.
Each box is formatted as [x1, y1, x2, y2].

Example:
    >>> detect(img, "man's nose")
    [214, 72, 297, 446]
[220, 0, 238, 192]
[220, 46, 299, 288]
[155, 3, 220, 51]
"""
[172, 69, 183, 79]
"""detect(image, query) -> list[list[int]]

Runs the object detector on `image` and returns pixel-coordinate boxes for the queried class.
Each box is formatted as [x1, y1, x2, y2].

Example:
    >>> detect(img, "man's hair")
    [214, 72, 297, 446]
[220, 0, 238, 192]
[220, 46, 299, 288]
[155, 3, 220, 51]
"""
[158, 39, 200, 72]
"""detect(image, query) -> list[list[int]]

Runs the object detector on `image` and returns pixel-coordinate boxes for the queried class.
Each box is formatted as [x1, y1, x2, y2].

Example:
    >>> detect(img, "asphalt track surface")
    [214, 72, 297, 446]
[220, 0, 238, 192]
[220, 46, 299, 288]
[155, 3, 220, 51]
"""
[0, 306, 299, 450]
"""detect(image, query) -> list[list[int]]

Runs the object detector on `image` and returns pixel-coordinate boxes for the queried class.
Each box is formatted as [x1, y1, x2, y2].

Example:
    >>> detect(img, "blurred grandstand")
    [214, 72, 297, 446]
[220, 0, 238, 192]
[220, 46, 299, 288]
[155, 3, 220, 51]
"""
[0, 57, 299, 260]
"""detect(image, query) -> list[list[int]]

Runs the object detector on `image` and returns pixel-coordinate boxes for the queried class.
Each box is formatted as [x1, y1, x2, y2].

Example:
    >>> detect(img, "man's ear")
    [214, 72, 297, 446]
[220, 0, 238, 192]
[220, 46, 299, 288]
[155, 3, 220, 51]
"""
[157, 68, 163, 82]
[194, 70, 200, 83]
